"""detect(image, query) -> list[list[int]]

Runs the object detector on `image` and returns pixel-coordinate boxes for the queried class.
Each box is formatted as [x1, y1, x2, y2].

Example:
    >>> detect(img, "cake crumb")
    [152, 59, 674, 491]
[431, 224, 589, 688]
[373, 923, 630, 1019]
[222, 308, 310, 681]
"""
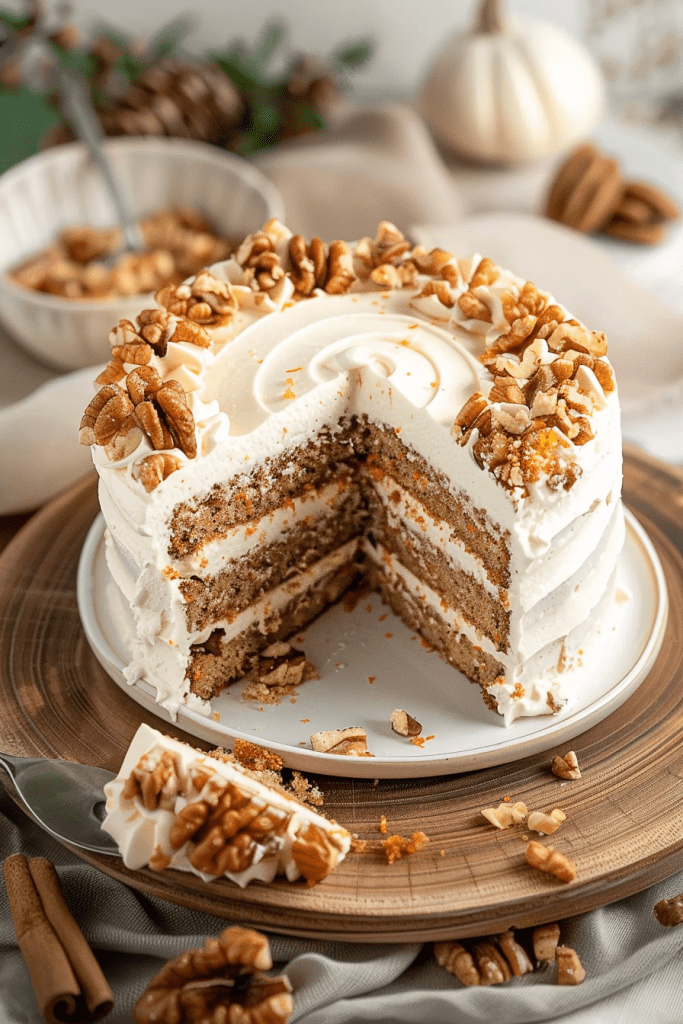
[379, 814, 388, 834]
[243, 642, 318, 705]
[300, 718, 310, 723]
[288, 770, 324, 807]
[410, 734, 435, 748]
[439, 849, 445, 857]
[232, 738, 283, 775]
[351, 837, 369, 853]
[373, 778, 379, 786]
[368, 675, 376, 684]
[210, 712, 220, 722]
[383, 831, 430, 864]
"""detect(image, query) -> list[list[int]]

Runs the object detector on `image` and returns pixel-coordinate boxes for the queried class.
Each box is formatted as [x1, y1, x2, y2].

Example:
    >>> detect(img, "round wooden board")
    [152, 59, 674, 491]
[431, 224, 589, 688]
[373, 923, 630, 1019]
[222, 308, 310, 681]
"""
[1, 446, 682, 943]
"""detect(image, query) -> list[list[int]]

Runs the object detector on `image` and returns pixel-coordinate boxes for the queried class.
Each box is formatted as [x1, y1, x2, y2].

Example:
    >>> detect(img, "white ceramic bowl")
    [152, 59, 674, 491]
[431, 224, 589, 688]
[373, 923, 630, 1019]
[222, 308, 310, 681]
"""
[0, 137, 285, 370]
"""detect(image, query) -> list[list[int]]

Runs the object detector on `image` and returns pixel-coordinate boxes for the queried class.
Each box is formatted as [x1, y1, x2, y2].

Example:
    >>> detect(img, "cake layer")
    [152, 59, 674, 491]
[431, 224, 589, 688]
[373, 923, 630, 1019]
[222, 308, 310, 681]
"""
[187, 549, 361, 699]
[179, 478, 367, 633]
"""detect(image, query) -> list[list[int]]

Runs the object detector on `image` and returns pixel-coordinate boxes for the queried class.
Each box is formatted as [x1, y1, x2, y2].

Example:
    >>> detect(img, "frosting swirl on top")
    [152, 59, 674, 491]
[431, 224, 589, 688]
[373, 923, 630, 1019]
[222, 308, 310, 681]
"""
[80, 219, 617, 504]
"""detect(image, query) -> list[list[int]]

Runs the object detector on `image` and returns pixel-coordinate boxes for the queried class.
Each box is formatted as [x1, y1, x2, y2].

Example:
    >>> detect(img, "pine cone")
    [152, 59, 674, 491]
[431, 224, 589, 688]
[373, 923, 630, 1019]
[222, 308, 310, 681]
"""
[99, 59, 243, 145]
[44, 57, 243, 149]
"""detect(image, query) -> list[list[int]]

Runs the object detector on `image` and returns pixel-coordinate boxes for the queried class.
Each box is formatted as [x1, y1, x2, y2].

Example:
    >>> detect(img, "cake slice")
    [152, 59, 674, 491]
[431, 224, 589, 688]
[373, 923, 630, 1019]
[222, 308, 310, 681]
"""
[102, 724, 351, 885]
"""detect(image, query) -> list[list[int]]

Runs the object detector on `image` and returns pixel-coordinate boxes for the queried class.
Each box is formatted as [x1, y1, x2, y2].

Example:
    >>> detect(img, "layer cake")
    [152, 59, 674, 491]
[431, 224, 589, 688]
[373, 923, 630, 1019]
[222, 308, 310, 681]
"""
[80, 220, 624, 724]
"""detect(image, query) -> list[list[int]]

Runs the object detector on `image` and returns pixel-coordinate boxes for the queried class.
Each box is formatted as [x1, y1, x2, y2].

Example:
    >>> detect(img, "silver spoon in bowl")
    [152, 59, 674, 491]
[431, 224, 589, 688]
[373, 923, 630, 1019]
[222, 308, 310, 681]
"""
[56, 65, 144, 263]
[0, 751, 120, 857]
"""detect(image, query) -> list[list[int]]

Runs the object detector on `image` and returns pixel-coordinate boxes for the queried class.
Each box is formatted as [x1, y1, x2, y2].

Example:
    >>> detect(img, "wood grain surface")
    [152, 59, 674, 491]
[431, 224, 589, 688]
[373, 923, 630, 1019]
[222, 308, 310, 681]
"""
[1, 447, 682, 943]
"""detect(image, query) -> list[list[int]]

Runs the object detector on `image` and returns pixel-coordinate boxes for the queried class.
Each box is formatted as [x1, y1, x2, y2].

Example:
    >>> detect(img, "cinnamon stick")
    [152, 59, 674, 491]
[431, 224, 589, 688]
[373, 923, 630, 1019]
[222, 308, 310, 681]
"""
[3, 854, 113, 1024]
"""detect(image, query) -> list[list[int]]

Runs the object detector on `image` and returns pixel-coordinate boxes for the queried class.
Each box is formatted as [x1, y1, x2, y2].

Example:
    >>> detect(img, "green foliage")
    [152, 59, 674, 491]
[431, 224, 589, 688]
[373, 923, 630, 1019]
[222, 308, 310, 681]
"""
[0, 6, 374, 163]
[0, 86, 60, 173]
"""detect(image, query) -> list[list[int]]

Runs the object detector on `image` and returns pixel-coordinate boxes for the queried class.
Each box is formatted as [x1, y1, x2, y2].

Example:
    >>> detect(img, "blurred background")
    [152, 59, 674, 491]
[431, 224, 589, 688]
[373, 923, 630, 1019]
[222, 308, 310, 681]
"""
[2, 0, 683, 171]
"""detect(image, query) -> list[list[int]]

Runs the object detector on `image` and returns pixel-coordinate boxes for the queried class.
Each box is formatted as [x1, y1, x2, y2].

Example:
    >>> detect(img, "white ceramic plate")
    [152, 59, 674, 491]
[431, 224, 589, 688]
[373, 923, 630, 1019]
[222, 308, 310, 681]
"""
[78, 508, 667, 779]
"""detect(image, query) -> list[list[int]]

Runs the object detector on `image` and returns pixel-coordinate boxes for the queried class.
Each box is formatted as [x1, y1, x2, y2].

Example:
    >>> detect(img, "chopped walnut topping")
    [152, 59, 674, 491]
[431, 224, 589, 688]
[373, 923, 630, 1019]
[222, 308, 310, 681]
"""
[556, 945, 586, 985]
[415, 278, 456, 308]
[527, 809, 566, 835]
[410, 246, 457, 277]
[122, 749, 180, 811]
[235, 228, 285, 293]
[382, 831, 429, 864]
[390, 709, 422, 737]
[324, 240, 356, 294]
[310, 727, 370, 756]
[370, 261, 418, 289]
[79, 383, 135, 448]
[551, 751, 582, 780]
[132, 926, 293, 1024]
[288, 233, 327, 296]
[354, 222, 412, 279]
[653, 893, 683, 927]
[524, 841, 576, 882]
[532, 922, 561, 964]
[291, 821, 347, 882]
[156, 269, 236, 327]
[168, 778, 290, 876]
[481, 801, 528, 829]
[133, 452, 183, 492]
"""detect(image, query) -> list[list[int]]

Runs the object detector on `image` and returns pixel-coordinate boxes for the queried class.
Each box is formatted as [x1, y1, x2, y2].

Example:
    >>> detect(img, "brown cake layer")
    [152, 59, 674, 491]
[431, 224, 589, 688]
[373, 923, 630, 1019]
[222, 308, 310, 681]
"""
[364, 559, 505, 697]
[169, 416, 510, 587]
[179, 480, 367, 633]
[360, 421, 510, 588]
[187, 555, 363, 699]
[364, 489, 510, 653]
[168, 422, 358, 559]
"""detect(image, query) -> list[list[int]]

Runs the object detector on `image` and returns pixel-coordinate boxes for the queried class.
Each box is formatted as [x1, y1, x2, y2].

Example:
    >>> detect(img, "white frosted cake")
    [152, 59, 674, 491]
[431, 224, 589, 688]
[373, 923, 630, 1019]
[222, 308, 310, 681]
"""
[80, 220, 624, 724]
[103, 723, 351, 884]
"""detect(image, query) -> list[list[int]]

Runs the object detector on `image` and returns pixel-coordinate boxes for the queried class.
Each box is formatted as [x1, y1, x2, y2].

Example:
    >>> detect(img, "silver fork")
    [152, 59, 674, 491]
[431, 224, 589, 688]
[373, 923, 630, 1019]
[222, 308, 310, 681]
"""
[0, 752, 120, 857]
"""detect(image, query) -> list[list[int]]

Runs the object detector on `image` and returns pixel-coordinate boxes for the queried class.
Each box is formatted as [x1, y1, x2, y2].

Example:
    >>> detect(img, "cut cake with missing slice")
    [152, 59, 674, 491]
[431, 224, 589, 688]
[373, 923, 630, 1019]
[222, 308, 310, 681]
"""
[81, 220, 624, 724]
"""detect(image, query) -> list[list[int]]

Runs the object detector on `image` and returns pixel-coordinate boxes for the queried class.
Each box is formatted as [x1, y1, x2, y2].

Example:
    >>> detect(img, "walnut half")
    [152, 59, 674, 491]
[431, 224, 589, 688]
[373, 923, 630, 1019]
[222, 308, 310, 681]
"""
[133, 926, 293, 1024]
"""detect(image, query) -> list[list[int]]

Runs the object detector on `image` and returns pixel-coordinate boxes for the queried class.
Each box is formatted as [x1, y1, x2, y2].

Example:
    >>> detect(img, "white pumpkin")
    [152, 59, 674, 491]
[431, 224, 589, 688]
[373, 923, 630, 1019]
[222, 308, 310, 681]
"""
[417, 0, 605, 165]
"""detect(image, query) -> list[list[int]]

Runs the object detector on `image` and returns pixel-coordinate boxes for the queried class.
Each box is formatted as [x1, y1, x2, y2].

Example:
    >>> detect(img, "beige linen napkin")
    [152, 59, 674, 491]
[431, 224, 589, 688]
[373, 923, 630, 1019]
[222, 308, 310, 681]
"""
[254, 101, 463, 239]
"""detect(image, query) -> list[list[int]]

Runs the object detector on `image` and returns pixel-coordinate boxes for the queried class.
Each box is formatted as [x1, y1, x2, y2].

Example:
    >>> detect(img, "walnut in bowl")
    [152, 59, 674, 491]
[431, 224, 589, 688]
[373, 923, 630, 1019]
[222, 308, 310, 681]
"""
[0, 137, 284, 370]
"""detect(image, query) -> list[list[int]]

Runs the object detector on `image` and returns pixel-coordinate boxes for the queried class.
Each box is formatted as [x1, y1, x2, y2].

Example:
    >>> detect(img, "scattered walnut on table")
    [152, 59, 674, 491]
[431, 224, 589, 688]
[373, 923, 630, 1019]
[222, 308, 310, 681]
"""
[555, 945, 586, 985]
[551, 750, 582, 780]
[527, 808, 566, 836]
[524, 841, 576, 883]
[435, 929, 532, 987]
[532, 922, 561, 964]
[653, 893, 683, 927]
[480, 801, 528, 829]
